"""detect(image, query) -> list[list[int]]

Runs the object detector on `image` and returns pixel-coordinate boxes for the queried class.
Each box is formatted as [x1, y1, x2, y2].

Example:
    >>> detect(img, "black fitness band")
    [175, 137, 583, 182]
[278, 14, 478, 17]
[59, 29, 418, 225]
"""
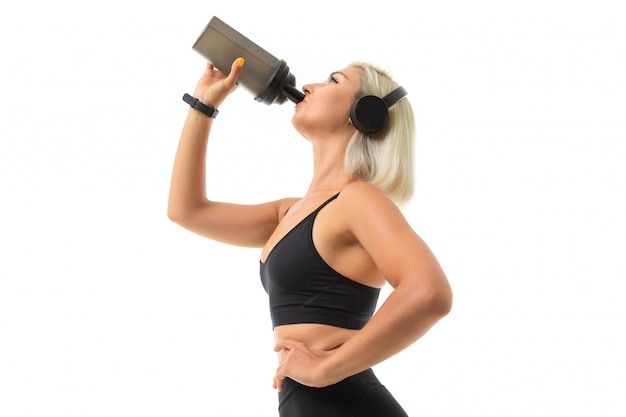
[182, 93, 219, 118]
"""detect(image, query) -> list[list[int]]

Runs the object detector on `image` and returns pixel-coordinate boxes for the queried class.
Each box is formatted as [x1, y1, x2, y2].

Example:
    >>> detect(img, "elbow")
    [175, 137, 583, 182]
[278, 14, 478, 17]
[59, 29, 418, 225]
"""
[415, 278, 453, 319]
[167, 203, 191, 226]
[431, 275, 453, 318]
[428, 270, 453, 318]
[167, 204, 181, 224]
[167, 200, 209, 232]
[430, 287, 453, 318]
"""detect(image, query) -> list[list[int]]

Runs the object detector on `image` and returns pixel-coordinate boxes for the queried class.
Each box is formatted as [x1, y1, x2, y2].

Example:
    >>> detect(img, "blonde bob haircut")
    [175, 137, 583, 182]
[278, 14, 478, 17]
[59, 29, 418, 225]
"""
[345, 62, 416, 204]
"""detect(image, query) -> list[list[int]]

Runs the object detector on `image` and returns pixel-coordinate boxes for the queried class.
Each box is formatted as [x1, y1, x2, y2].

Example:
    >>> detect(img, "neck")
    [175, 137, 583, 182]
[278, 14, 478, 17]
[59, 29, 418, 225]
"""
[305, 134, 356, 195]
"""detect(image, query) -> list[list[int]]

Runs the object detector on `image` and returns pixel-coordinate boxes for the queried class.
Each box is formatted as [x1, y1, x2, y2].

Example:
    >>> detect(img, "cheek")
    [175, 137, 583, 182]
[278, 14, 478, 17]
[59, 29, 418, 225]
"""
[324, 100, 352, 123]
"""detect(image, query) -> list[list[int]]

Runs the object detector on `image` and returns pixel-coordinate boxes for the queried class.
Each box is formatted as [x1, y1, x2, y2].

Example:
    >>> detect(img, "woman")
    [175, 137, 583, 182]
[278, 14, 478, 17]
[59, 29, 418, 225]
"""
[168, 57, 452, 416]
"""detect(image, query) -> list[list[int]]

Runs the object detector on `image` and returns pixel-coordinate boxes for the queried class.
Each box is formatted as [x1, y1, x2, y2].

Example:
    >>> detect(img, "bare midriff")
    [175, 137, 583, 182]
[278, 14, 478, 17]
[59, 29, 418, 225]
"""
[274, 323, 358, 362]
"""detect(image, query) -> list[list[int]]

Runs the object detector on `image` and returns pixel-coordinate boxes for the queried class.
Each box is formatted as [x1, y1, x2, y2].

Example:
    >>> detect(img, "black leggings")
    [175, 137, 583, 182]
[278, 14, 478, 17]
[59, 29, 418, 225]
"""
[278, 369, 408, 417]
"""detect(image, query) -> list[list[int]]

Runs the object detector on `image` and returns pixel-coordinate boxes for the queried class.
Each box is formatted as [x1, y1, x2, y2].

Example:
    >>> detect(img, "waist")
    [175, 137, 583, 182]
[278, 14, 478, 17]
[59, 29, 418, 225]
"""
[274, 323, 357, 362]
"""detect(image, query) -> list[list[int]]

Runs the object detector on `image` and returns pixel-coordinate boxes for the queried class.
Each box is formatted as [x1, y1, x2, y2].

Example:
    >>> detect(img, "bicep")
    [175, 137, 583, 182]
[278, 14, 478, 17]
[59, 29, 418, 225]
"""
[172, 198, 297, 248]
[343, 186, 446, 290]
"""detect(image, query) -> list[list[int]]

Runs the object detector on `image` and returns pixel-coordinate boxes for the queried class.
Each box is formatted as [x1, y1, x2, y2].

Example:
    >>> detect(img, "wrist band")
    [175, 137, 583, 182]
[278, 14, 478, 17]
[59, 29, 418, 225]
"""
[182, 93, 219, 118]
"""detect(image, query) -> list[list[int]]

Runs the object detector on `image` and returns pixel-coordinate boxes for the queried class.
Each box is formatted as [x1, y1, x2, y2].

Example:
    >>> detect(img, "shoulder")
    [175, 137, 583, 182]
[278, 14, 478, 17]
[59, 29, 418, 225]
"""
[338, 182, 399, 212]
[336, 182, 407, 229]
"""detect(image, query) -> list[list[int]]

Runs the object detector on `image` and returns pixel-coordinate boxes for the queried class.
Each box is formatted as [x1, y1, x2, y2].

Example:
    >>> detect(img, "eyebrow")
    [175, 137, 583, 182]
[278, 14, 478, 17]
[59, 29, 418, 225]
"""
[330, 71, 348, 80]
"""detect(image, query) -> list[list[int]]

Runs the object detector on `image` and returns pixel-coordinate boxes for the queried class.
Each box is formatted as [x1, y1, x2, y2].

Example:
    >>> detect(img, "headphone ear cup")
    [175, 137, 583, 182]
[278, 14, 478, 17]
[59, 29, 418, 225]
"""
[350, 95, 389, 133]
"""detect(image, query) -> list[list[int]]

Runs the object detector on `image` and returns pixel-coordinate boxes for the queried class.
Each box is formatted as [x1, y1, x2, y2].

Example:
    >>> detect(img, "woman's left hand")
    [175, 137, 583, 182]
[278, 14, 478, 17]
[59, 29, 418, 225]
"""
[273, 338, 337, 392]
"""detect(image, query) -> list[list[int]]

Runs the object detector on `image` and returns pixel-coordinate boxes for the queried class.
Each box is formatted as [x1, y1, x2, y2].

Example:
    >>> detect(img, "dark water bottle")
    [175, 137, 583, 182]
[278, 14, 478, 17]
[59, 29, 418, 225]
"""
[192, 16, 304, 105]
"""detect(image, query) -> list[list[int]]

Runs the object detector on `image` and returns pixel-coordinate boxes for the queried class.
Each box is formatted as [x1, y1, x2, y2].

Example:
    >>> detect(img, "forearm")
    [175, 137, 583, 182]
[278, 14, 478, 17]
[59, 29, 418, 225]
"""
[320, 281, 451, 384]
[167, 109, 213, 221]
[168, 59, 244, 224]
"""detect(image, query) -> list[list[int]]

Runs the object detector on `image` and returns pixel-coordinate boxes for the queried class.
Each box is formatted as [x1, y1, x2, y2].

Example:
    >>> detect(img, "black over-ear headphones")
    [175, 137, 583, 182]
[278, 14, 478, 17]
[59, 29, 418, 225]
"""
[349, 86, 408, 133]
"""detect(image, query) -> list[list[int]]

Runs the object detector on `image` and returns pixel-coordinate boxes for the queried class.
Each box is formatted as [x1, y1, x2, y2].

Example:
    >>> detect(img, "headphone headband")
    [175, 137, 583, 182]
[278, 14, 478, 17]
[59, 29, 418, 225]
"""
[382, 86, 408, 108]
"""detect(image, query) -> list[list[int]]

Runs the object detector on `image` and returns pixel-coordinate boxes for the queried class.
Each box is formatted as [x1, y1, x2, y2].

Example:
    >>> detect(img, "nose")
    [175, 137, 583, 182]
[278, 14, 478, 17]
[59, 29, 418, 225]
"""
[302, 84, 312, 95]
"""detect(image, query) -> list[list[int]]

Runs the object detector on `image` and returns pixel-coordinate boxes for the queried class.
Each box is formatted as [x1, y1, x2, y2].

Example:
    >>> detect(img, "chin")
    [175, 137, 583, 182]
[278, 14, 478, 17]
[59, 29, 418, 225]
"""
[291, 121, 313, 141]
[291, 113, 305, 131]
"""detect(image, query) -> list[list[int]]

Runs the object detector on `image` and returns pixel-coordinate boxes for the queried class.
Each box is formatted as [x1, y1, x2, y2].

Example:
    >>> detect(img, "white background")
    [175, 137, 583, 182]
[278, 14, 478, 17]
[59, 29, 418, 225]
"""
[1, 1, 625, 416]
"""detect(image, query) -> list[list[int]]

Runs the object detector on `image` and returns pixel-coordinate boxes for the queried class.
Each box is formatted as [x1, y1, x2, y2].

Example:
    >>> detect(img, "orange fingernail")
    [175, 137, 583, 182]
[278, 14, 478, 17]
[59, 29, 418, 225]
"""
[236, 57, 245, 67]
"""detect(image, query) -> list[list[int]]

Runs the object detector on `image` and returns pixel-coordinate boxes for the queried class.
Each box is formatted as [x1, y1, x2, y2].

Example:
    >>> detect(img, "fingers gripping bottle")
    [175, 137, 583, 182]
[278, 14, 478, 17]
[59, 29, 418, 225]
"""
[192, 16, 304, 105]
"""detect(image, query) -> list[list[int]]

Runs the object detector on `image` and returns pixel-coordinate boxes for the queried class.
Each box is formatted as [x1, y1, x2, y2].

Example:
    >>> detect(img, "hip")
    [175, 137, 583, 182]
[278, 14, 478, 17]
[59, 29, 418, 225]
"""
[278, 368, 408, 417]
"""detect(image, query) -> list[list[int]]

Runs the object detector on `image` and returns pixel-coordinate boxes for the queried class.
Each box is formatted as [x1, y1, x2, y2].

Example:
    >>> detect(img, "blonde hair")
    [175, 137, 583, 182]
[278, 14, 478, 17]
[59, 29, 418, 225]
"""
[345, 62, 416, 204]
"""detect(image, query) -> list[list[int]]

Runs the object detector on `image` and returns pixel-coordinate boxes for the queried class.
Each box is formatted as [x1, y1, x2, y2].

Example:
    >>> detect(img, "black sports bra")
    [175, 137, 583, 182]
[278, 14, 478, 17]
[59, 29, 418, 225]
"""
[259, 193, 380, 330]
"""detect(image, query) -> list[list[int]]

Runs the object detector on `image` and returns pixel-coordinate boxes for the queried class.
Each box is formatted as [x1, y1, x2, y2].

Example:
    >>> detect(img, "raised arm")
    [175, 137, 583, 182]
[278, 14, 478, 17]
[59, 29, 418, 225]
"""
[167, 59, 295, 247]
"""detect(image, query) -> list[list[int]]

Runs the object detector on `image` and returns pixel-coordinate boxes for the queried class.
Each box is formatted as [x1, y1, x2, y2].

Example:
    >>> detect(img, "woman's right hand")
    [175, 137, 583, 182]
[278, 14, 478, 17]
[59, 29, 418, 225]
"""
[193, 57, 245, 109]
